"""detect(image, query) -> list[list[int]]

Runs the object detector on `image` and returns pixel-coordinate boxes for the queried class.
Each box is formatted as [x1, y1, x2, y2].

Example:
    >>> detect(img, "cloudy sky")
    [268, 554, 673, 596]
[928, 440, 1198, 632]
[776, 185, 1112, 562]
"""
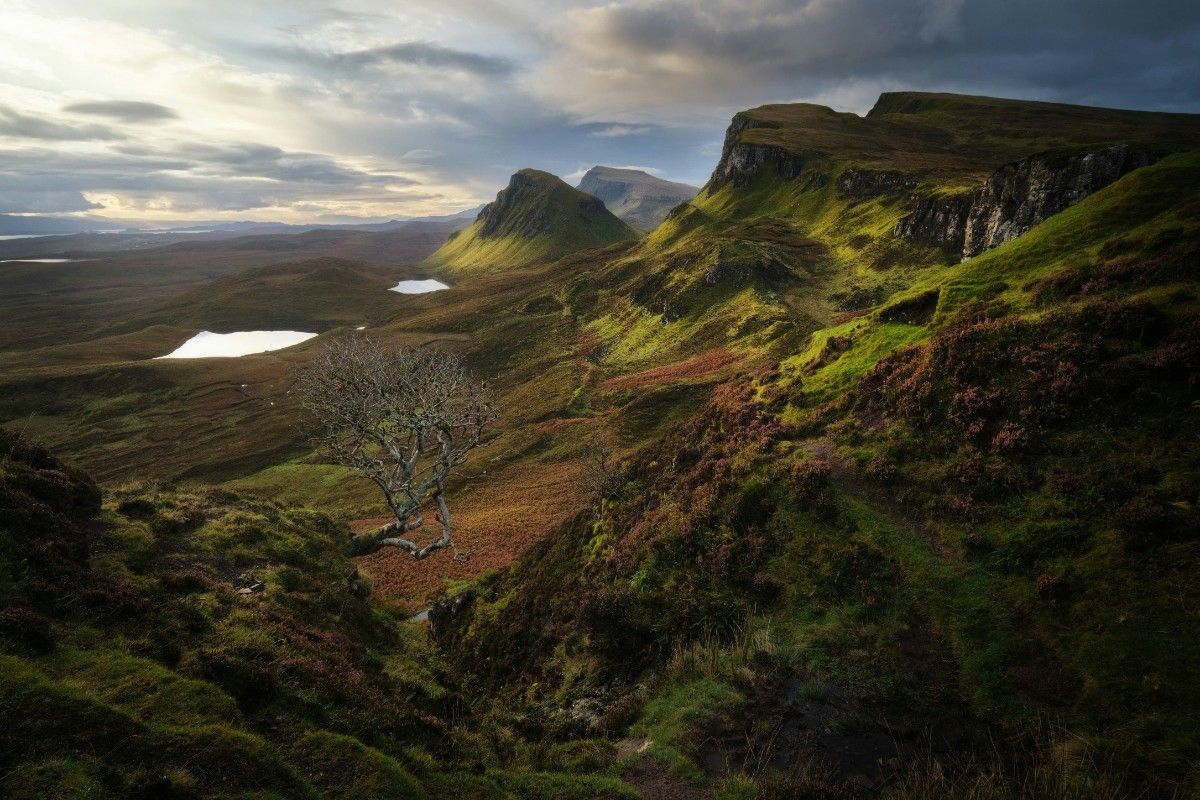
[1, 0, 1198, 223]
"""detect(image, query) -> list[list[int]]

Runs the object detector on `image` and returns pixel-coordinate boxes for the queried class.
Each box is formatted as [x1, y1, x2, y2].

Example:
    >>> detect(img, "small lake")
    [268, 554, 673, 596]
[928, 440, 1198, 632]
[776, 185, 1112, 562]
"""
[390, 278, 449, 294]
[157, 330, 318, 359]
[0, 258, 88, 263]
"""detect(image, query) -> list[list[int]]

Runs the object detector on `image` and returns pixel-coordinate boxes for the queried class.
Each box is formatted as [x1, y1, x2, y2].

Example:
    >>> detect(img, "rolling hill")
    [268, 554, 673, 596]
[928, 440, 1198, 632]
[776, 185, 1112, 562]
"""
[0, 218, 467, 351]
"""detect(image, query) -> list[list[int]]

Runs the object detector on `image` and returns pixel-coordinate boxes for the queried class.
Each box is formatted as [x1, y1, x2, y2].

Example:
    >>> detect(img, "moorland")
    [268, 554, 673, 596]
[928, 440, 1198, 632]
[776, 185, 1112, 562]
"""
[2, 91, 1199, 799]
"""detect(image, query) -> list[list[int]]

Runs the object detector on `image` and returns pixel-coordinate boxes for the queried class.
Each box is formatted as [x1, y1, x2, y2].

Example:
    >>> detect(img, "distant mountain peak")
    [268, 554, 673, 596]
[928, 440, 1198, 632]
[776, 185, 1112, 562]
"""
[427, 168, 637, 271]
[576, 166, 699, 231]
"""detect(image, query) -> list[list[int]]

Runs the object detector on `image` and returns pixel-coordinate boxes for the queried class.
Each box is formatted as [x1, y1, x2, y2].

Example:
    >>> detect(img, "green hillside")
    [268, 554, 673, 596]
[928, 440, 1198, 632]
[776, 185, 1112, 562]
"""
[2, 92, 1200, 798]
[0, 430, 642, 799]
[426, 169, 638, 272]
[433, 99, 1200, 795]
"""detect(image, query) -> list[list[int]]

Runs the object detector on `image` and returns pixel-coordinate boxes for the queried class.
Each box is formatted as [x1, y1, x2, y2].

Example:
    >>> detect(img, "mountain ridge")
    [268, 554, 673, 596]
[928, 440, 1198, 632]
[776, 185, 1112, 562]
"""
[425, 168, 637, 272]
[576, 166, 699, 231]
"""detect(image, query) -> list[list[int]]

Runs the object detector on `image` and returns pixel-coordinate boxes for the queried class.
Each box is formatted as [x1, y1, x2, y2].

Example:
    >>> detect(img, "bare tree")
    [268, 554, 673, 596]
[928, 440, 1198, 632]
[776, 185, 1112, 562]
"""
[296, 337, 495, 560]
[581, 438, 625, 501]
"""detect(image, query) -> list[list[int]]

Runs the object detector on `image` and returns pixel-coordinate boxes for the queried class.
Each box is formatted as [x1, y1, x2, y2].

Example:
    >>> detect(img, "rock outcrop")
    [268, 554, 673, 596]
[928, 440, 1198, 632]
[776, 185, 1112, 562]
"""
[426, 168, 637, 270]
[895, 144, 1155, 259]
[837, 169, 918, 198]
[707, 113, 813, 191]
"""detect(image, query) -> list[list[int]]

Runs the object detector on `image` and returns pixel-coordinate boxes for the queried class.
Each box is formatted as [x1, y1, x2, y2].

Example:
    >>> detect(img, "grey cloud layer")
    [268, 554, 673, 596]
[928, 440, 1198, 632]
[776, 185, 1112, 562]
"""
[0, 106, 120, 141]
[63, 100, 179, 123]
[325, 41, 516, 76]
[0, 141, 424, 214]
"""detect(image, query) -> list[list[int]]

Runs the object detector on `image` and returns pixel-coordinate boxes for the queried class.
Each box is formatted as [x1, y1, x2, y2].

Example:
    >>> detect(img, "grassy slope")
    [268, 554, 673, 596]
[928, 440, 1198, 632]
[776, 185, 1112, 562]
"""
[0, 430, 642, 799]
[434, 101, 1200, 796]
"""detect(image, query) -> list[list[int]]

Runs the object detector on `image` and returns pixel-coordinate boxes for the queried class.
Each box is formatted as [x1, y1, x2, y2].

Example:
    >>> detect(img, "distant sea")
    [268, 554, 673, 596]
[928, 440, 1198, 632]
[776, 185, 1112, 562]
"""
[0, 234, 68, 240]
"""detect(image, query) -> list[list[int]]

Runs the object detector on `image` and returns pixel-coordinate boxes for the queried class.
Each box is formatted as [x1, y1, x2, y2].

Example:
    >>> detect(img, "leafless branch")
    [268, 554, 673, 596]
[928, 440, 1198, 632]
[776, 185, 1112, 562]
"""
[296, 337, 496, 560]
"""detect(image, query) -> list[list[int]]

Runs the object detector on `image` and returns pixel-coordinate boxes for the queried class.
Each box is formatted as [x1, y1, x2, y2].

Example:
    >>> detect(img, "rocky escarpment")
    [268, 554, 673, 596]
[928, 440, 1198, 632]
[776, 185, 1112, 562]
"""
[837, 169, 918, 198]
[895, 144, 1155, 259]
[707, 113, 819, 191]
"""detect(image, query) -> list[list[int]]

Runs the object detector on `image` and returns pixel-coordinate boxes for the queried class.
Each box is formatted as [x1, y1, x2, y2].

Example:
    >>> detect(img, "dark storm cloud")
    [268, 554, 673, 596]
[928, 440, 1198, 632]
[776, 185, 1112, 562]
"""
[944, 0, 1200, 109]
[546, 0, 1200, 117]
[0, 105, 120, 141]
[63, 100, 179, 123]
[3, 0, 1197, 219]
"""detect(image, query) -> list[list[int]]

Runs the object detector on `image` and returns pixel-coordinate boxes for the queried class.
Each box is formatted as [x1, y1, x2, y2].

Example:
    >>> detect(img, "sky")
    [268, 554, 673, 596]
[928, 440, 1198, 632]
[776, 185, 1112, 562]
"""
[1, 0, 1198, 223]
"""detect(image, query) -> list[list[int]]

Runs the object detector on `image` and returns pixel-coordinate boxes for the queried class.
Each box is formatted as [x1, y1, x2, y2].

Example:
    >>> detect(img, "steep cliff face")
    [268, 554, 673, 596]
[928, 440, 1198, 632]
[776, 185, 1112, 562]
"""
[836, 169, 918, 198]
[892, 193, 974, 252]
[706, 113, 814, 191]
[895, 144, 1155, 259]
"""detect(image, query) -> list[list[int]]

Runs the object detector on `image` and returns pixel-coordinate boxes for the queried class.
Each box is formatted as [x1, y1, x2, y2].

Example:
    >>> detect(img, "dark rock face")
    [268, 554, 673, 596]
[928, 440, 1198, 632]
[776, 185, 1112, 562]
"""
[707, 114, 810, 191]
[837, 169, 918, 198]
[892, 194, 974, 252]
[704, 255, 794, 287]
[961, 145, 1154, 256]
[895, 145, 1155, 259]
[428, 588, 475, 639]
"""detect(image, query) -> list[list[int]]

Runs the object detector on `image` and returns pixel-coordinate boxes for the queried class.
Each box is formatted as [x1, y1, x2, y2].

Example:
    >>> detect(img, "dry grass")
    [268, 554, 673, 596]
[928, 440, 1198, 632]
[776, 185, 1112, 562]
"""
[536, 417, 591, 433]
[354, 457, 589, 611]
[597, 348, 740, 393]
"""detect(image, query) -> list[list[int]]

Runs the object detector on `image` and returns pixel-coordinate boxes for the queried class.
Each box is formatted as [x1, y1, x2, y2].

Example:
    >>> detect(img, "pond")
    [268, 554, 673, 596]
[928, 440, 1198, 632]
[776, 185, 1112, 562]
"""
[0, 258, 87, 263]
[157, 330, 318, 359]
[390, 278, 449, 294]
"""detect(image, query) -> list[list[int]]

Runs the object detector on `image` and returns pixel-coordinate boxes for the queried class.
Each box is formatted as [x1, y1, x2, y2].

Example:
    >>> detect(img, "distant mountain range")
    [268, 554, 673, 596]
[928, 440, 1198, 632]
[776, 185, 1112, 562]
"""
[576, 166, 699, 230]
[0, 206, 483, 238]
